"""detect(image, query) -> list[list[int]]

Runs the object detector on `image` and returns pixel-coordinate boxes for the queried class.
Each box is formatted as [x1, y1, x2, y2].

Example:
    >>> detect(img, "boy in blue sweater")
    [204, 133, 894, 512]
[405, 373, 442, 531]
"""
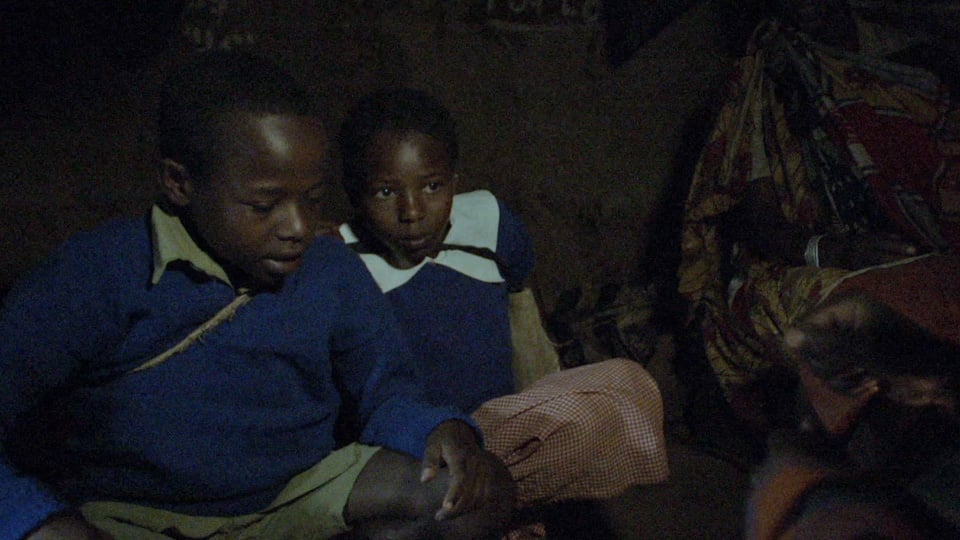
[0, 51, 513, 540]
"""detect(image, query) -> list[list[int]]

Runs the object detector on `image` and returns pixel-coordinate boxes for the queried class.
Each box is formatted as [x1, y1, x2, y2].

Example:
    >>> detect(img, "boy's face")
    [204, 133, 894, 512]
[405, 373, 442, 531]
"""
[182, 113, 329, 289]
[358, 130, 457, 269]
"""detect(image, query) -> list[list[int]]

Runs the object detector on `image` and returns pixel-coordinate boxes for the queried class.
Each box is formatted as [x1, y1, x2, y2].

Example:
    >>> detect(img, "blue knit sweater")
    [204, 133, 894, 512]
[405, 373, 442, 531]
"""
[341, 191, 535, 413]
[0, 214, 470, 539]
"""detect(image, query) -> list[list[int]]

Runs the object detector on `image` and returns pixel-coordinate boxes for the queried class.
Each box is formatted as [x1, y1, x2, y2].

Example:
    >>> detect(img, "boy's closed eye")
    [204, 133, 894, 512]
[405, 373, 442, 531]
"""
[305, 186, 327, 205]
[246, 200, 278, 214]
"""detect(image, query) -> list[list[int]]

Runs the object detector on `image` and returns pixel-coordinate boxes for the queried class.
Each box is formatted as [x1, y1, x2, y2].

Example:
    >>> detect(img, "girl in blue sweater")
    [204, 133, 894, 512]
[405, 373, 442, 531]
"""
[336, 88, 670, 533]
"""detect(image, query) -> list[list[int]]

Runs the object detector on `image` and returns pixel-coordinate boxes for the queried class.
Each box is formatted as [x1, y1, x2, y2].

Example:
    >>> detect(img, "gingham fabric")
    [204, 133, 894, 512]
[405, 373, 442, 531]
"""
[472, 358, 669, 507]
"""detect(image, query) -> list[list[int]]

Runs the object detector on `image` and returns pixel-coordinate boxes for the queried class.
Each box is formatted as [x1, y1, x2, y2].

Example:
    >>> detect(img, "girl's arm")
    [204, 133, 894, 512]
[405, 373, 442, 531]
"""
[724, 178, 918, 269]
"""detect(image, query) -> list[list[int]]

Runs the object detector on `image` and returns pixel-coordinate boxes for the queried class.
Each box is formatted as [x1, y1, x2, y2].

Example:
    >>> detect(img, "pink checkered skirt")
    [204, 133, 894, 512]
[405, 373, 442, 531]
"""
[472, 358, 669, 507]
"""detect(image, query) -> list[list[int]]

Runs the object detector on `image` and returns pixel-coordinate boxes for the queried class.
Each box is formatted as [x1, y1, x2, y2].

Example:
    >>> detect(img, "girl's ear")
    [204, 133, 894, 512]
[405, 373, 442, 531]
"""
[451, 172, 460, 191]
[159, 158, 194, 207]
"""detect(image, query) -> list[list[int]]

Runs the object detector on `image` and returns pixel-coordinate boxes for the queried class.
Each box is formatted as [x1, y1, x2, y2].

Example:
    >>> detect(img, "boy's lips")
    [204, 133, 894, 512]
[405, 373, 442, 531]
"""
[262, 251, 305, 274]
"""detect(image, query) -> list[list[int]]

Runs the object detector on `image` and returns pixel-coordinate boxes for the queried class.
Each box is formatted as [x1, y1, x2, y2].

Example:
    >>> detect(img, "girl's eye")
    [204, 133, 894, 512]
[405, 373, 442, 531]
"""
[374, 187, 394, 199]
[424, 182, 442, 193]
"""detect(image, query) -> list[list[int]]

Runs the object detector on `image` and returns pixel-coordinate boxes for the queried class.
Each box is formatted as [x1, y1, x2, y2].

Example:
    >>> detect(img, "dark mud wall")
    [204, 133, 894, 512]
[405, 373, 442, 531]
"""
[1, 1, 734, 309]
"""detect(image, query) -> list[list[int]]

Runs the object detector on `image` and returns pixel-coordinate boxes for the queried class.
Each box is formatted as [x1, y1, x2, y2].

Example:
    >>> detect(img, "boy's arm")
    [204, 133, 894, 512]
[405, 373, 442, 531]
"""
[0, 461, 67, 540]
[330, 284, 503, 518]
[324, 244, 479, 454]
[330, 276, 478, 457]
[0, 238, 119, 539]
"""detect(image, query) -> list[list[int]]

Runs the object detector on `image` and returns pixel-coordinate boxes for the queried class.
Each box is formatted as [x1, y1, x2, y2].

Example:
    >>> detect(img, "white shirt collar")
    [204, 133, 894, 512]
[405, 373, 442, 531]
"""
[340, 190, 503, 292]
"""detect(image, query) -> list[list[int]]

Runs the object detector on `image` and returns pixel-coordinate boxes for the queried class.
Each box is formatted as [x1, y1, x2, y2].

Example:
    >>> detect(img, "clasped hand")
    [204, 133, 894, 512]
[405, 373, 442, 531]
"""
[420, 419, 514, 521]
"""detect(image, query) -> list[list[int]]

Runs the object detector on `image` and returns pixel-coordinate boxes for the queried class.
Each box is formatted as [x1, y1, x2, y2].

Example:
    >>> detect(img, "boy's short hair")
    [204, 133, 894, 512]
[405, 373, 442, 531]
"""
[338, 87, 458, 205]
[158, 49, 317, 182]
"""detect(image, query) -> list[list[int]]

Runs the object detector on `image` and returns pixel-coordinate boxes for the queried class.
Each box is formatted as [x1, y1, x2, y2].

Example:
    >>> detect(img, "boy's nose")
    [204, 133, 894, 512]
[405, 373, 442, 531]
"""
[277, 203, 310, 241]
[398, 192, 424, 223]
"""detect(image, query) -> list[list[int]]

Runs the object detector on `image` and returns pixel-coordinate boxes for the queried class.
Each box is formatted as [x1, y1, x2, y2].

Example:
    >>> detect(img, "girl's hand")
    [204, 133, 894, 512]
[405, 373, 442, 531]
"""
[817, 232, 919, 269]
[420, 420, 514, 521]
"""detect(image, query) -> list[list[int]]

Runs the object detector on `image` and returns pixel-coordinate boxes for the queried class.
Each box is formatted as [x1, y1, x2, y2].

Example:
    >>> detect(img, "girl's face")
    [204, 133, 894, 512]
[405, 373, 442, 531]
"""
[358, 130, 457, 269]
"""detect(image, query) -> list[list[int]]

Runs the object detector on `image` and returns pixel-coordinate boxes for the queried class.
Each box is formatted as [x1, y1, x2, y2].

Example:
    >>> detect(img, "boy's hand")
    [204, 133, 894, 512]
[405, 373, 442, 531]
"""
[420, 419, 513, 521]
[25, 511, 114, 540]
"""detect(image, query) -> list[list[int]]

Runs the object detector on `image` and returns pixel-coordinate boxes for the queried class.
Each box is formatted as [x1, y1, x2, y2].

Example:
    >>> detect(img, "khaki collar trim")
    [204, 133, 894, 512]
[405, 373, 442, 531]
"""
[150, 205, 233, 288]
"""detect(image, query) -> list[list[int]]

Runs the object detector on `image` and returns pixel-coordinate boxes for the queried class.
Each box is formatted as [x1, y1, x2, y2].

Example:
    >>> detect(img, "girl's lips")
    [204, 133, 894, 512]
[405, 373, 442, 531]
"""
[398, 236, 430, 250]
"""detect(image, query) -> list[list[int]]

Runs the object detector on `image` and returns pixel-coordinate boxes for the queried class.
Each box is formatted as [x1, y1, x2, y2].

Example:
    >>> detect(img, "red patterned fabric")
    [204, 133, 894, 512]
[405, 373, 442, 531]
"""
[678, 19, 960, 407]
[472, 358, 669, 507]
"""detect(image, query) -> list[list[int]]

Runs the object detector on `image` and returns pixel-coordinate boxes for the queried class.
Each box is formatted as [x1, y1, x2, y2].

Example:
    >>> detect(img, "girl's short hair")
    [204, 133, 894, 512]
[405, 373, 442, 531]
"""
[338, 87, 458, 205]
[157, 49, 316, 182]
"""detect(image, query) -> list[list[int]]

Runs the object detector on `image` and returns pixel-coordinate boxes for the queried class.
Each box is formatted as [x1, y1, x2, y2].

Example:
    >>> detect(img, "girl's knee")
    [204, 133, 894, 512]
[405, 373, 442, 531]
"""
[601, 358, 665, 416]
[608, 358, 661, 392]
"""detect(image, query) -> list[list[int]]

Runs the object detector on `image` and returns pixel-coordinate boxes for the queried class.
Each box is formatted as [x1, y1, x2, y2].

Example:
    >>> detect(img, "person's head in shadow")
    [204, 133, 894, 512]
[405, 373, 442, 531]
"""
[338, 87, 460, 270]
[157, 49, 329, 291]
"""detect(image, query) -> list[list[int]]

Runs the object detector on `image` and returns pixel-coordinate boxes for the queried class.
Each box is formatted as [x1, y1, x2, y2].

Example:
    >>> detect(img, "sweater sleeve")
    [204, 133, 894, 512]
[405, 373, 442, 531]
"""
[0, 235, 115, 538]
[495, 199, 535, 291]
[0, 462, 65, 540]
[328, 250, 479, 457]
